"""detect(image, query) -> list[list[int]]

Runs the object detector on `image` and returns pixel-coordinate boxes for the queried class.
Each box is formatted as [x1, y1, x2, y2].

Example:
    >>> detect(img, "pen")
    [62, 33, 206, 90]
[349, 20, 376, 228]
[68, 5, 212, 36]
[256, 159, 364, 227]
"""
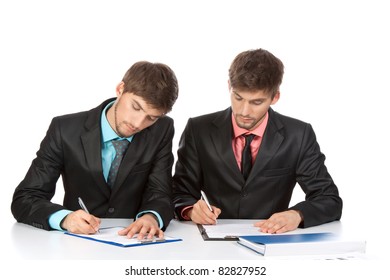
[78, 197, 100, 233]
[200, 190, 213, 212]
[78, 197, 90, 214]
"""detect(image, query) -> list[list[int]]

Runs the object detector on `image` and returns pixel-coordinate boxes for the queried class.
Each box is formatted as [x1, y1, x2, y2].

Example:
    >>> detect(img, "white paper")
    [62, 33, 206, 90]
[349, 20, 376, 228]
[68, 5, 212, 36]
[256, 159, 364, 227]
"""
[202, 222, 268, 238]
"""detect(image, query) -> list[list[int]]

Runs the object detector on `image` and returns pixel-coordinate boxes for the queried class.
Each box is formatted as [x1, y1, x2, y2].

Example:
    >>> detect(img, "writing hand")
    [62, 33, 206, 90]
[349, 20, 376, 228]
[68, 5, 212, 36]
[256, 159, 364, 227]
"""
[61, 210, 100, 234]
[186, 200, 221, 225]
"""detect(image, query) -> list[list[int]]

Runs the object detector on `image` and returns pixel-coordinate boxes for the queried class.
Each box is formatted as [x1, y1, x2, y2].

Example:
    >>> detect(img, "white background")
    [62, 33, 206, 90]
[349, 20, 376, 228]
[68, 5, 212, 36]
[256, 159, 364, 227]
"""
[1, 0, 389, 278]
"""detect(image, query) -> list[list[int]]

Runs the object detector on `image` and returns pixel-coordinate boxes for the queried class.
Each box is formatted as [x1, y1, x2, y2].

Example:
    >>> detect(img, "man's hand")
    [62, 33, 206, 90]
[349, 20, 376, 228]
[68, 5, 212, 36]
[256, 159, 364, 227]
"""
[61, 210, 101, 234]
[254, 210, 302, 234]
[185, 200, 221, 225]
[118, 214, 163, 240]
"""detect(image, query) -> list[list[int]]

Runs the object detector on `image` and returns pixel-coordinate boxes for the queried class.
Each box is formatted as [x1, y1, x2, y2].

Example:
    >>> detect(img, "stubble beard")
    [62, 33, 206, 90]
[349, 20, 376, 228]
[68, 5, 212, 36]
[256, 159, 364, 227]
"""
[235, 115, 257, 130]
[235, 114, 265, 131]
[114, 102, 127, 138]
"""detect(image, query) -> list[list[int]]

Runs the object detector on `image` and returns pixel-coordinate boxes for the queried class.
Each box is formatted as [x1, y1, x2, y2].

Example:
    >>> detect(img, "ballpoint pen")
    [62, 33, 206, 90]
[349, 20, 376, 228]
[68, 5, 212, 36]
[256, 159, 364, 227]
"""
[200, 190, 213, 212]
[200, 190, 217, 224]
[78, 197, 100, 233]
[78, 197, 90, 214]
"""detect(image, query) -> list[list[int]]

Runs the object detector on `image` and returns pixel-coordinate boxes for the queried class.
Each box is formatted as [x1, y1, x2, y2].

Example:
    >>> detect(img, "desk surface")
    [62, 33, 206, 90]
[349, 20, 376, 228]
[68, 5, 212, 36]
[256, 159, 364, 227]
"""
[8, 219, 360, 260]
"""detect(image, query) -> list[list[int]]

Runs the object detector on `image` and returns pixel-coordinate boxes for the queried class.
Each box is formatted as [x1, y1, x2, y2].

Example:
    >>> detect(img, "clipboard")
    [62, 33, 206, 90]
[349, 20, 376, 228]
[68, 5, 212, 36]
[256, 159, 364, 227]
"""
[196, 221, 271, 241]
[65, 226, 182, 247]
[197, 224, 239, 241]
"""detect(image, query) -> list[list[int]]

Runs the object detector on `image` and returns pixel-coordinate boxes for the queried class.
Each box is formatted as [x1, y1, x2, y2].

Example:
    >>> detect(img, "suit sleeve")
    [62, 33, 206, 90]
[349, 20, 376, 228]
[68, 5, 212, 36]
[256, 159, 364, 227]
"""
[11, 117, 66, 230]
[290, 124, 343, 227]
[172, 118, 203, 219]
[137, 119, 175, 230]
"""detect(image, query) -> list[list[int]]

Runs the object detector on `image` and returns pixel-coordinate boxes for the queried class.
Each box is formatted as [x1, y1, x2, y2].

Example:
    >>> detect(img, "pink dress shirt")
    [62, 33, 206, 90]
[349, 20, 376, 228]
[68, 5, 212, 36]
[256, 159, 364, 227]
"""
[231, 112, 269, 170]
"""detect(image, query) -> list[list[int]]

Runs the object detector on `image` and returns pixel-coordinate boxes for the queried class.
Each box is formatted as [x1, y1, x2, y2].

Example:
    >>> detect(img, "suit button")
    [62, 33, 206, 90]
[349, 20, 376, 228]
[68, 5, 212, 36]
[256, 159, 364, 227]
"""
[108, 207, 115, 214]
[241, 192, 248, 197]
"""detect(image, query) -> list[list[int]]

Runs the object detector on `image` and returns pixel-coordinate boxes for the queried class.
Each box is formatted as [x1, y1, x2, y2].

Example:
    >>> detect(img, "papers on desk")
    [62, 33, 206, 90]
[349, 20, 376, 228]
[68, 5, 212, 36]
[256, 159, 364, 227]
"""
[238, 233, 366, 256]
[65, 227, 181, 247]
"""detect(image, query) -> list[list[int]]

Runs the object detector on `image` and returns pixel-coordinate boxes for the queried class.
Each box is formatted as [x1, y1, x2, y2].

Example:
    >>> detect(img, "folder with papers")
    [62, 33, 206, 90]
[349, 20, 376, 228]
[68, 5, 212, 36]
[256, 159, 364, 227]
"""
[237, 232, 366, 256]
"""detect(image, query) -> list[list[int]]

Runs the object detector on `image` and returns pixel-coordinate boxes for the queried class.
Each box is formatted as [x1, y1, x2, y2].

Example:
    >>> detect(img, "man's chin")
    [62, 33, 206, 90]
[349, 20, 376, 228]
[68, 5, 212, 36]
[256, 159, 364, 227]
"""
[237, 122, 255, 130]
[117, 126, 137, 138]
[115, 130, 130, 138]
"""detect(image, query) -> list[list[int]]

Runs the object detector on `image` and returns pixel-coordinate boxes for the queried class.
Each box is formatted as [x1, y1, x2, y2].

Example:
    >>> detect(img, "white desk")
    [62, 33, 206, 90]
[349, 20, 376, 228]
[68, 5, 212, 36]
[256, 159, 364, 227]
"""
[8, 219, 358, 260]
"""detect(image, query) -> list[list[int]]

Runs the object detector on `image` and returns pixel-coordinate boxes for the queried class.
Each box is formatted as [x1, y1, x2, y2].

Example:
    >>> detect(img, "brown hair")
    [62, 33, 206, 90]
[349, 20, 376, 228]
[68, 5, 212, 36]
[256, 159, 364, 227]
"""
[228, 48, 284, 98]
[122, 61, 179, 113]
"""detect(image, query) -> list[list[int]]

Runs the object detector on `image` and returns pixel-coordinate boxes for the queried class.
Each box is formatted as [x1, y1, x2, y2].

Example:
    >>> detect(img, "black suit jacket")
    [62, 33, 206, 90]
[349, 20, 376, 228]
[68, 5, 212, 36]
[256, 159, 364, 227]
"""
[173, 108, 342, 227]
[11, 99, 174, 230]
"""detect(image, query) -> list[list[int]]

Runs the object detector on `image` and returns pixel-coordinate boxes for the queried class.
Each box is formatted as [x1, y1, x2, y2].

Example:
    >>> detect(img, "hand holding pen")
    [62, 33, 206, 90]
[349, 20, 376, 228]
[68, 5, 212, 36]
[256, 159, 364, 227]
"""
[184, 190, 221, 225]
[59, 197, 101, 234]
[60, 205, 101, 234]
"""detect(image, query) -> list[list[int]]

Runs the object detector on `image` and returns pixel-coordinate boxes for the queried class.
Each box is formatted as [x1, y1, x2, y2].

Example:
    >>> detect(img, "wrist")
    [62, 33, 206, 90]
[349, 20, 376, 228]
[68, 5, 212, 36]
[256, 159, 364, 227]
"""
[181, 206, 193, 220]
[138, 213, 158, 225]
[292, 210, 304, 227]
[60, 214, 69, 231]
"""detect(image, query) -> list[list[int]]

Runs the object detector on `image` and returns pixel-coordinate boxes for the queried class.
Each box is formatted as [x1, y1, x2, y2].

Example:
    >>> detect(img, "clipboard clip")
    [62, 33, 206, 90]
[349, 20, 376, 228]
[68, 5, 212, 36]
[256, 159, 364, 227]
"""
[139, 238, 166, 244]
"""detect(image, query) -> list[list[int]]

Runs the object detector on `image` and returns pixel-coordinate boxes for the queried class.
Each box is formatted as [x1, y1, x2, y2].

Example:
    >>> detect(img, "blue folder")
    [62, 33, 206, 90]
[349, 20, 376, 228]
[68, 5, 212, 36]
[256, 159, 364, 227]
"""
[238, 232, 338, 255]
[240, 232, 335, 244]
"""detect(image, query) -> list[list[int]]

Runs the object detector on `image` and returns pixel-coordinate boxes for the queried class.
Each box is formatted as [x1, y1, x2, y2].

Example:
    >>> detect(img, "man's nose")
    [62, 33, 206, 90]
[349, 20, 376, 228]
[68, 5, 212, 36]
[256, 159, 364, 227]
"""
[241, 102, 251, 116]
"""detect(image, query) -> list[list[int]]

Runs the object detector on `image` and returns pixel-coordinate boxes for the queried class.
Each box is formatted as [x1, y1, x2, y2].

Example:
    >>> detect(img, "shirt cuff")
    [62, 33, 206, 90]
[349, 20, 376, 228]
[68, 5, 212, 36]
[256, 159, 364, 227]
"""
[48, 209, 72, 231]
[181, 206, 193, 220]
[136, 210, 163, 229]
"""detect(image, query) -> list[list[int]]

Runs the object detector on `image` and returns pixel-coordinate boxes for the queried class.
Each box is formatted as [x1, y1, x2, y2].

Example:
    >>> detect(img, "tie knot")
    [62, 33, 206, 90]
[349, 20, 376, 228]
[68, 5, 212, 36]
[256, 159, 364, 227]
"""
[243, 134, 255, 145]
[112, 140, 129, 156]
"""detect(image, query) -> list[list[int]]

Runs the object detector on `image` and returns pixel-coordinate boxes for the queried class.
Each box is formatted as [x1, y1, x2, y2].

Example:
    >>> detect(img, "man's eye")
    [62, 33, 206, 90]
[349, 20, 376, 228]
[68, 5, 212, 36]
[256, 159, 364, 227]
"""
[252, 101, 263, 105]
[132, 105, 141, 111]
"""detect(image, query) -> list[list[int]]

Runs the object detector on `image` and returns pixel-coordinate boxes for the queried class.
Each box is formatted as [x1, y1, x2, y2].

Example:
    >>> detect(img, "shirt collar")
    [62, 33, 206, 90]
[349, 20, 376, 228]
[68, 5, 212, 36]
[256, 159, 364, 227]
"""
[101, 101, 133, 143]
[231, 111, 269, 138]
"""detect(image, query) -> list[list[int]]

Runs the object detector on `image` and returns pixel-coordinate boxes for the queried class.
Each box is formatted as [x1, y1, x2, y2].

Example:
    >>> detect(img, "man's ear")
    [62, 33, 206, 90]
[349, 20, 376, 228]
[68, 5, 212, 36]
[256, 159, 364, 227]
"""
[271, 91, 280, 105]
[116, 82, 125, 97]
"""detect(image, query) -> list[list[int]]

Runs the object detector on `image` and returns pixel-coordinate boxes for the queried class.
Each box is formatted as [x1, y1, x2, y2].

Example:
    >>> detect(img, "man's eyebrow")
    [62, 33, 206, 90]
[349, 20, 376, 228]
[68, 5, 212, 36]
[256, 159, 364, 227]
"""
[133, 99, 164, 119]
[250, 97, 268, 102]
[232, 91, 268, 102]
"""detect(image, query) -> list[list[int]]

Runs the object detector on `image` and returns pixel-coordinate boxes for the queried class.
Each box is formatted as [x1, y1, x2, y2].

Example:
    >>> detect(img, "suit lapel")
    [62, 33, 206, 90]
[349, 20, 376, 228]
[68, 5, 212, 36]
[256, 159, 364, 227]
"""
[246, 108, 284, 184]
[211, 108, 244, 186]
[81, 99, 115, 199]
[110, 128, 148, 196]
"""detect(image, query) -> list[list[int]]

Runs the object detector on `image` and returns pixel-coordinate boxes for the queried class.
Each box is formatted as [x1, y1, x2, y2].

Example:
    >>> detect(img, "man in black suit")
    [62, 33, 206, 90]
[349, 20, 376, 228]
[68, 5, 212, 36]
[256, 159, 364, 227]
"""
[173, 49, 342, 234]
[12, 61, 178, 239]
